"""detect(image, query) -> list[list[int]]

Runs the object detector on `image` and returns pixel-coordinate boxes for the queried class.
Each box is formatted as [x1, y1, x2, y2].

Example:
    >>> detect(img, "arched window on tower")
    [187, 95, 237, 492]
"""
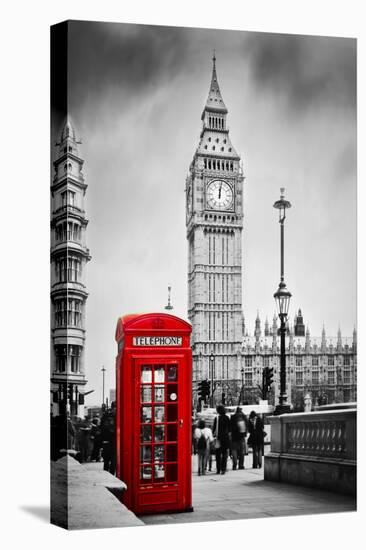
[55, 345, 67, 373]
[69, 345, 81, 373]
[55, 299, 67, 327]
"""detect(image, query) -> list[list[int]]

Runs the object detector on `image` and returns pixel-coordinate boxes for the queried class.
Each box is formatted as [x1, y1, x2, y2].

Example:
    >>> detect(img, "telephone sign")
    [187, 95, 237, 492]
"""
[115, 313, 193, 515]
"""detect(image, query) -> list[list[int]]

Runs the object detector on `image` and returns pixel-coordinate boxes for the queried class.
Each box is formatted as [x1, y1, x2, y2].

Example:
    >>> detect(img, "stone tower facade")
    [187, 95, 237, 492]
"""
[50, 119, 91, 417]
[186, 56, 244, 405]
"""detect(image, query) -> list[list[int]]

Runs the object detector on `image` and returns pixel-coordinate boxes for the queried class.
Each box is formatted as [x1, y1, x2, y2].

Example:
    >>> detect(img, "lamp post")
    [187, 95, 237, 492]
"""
[101, 366, 106, 407]
[273, 188, 292, 415]
[240, 366, 244, 405]
[164, 285, 173, 310]
[209, 352, 214, 408]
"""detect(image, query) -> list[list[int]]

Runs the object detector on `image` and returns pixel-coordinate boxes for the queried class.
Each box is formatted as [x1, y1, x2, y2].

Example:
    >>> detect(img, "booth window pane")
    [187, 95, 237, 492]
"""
[167, 383, 178, 401]
[167, 424, 177, 442]
[154, 464, 165, 481]
[141, 386, 152, 403]
[140, 446, 152, 463]
[141, 425, 152, 442]
[166, 463, 178, 482]
[154, 385, 165, 402]
[167, 404, 178, 422]
[140, 465, 152, 482]
[154, 445, 165, 463]
[167, 364, 178, 381]
[139, 363, 181, 487]
[166, 444, 178, 462]
[154, 406, 165, 423]
[141, 406, 152, 423]
[154, 425, 165, 442]
[141, 366, 152, 383]
[154, 366, 165, 383]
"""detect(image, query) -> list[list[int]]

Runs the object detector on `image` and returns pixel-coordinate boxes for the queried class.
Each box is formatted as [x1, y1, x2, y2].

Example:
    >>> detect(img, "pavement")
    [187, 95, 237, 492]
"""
[52, 452, 356, 529]
[141, 451, 356, 525]
[51, 456, 143, 529]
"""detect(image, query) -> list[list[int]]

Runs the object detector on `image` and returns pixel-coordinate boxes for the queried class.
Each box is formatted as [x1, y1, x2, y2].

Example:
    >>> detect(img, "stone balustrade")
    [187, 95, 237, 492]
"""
[264, 408, 356, 495]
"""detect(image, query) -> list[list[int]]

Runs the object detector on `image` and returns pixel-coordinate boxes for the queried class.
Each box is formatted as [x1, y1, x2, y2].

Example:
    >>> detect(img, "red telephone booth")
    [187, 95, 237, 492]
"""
[115, 312, 193, 515]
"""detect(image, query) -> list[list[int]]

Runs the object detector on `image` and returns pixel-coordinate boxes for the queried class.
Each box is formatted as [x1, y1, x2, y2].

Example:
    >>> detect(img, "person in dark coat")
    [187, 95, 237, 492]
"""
[247, 410, 264, 468]
[101, 414, 116, 474]
[230, 407, 248, 470]
[212, 405, 231, 474]
[90, 417, 102, 462]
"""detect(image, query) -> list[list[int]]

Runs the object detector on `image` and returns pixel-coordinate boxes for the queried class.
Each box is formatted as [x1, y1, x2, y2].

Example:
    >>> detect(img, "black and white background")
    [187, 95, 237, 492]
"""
[2, 1, 365, 549]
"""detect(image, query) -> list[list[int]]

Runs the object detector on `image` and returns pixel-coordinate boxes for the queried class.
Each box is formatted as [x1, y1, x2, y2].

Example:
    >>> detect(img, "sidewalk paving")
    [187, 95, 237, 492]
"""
[51, 456, 143, 529]
[54, 453, 356, 529]
[141, 453, 356, 525]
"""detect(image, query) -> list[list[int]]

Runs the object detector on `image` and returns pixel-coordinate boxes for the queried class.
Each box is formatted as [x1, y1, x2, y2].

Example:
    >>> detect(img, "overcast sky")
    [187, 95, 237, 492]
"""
[52, 21, 356, 404]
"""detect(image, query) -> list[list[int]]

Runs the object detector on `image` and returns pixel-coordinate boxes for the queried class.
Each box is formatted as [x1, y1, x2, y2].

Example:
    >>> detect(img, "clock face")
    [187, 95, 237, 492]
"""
[206, 180, 233, 211]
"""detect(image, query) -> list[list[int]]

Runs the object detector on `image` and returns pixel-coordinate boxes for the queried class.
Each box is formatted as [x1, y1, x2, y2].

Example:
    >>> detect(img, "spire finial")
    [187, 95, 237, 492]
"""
[212, 49, 216, 69]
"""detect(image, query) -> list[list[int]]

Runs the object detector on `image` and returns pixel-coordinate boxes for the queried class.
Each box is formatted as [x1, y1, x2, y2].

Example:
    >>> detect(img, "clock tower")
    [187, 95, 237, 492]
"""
[186, 55, 244, 405]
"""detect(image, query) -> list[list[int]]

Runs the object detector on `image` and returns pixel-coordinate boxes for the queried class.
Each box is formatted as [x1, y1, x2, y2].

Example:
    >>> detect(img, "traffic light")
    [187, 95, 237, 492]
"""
[197, 381, 204, 401]
[202, 379, 211, 402]
[266, 367, 274, 388]
[262, 367, 274, 399]
[197, 380, 211, 403]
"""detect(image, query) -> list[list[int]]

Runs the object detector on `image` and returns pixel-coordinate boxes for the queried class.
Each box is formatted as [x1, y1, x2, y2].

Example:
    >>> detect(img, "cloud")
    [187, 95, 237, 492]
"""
[68, 21, 191, 107]
[244, 32, 356, 112]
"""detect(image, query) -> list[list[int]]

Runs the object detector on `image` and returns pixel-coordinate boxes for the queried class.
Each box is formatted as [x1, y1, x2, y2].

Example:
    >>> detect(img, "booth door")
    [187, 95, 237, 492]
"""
[136, 358, 185, 512]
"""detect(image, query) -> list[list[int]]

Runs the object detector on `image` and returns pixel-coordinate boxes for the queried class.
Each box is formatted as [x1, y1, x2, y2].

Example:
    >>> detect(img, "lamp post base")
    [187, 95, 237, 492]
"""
[274, 403, 292, 415]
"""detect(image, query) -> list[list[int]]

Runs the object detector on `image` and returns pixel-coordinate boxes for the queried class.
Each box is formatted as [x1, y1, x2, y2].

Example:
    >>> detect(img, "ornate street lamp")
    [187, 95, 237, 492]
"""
[101, 365, 106, 407]
[273, 188, 292, 414]
[164, 285, 173, 310]
[209, 352, 215, 408]
[240, 366, 244, 405]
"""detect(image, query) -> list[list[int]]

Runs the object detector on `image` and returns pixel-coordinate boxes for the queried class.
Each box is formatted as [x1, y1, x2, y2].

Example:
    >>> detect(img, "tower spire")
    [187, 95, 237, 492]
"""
[203, 53, 228, 115]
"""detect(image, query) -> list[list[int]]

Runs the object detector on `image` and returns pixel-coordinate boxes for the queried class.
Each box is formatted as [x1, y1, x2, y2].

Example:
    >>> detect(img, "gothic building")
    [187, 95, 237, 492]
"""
[186, 55, 244, 404]
[50, 119, 91, 417]
[240, 310, 357, 409]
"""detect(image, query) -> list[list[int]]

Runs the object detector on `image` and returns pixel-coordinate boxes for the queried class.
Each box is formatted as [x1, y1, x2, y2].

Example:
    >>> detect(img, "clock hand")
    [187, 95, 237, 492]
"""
[219, 182, 222, 199]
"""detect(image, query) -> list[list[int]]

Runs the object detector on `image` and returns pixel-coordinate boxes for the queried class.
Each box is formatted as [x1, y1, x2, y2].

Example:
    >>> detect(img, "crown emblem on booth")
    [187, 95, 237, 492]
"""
[152, 317, 165, 329]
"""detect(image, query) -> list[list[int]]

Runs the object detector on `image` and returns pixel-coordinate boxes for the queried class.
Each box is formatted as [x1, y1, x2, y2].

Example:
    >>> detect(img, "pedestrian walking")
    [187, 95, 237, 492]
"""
[230, 406, 247, 470]
[67, 413, 75, 450]
[101, 414, 116, 474]
[90, 417, 102, 462]
[194, 419, 214, 475]
[247, 410, 264, 469]
[194, 420, 208, 475]
[78, 417, 92, 462]
[212, 405, 231, 475]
